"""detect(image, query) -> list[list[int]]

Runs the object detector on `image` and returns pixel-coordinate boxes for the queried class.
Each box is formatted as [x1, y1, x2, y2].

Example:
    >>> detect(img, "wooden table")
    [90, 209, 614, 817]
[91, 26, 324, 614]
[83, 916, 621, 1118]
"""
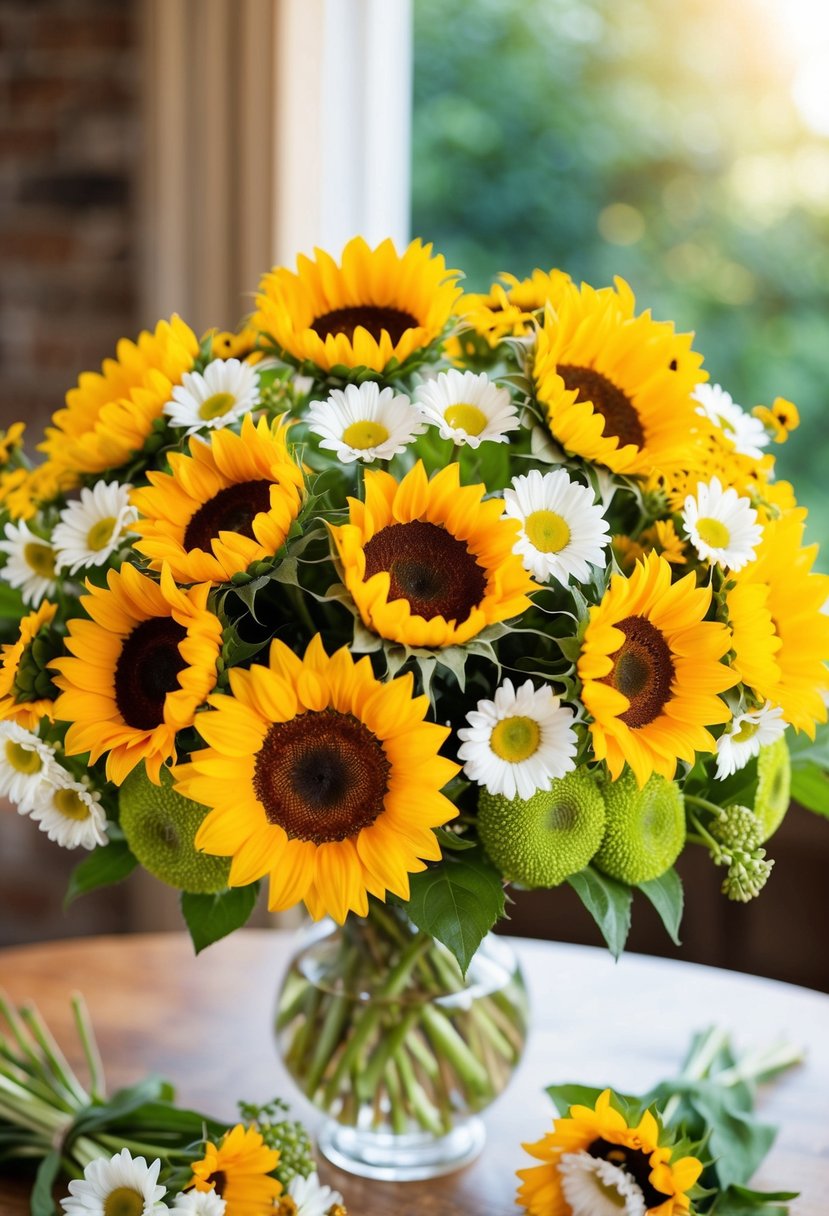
[0, 931, 826, 1215]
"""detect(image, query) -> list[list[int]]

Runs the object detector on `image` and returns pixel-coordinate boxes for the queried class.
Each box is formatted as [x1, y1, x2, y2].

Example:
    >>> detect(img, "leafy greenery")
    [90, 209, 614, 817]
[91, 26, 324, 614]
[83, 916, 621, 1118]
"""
[64, 839, 138, 908]
[405, 848, 506, 974]
[180, 883, 261, 954]
[566, 865, 632, 958]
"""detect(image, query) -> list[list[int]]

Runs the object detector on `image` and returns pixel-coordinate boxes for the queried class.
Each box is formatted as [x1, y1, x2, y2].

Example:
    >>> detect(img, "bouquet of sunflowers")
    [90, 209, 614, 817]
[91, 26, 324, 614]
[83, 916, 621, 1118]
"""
[1, 237, 828, 1149]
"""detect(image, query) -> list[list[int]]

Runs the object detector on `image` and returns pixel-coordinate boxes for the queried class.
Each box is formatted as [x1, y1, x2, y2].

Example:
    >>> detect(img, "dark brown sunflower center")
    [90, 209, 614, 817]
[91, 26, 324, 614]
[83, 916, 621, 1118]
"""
[310, 305, 418, 345]
[558, 364, 645, 450]
[114, 617, 187, 731]
[207, 1171, 227, 1196]
[363, 520, 487, 624]
[253, 710, 391, 843]
[588, 1137, 671, 1209]
[183, 479, 273, 553]
[606, 614, 675, 729]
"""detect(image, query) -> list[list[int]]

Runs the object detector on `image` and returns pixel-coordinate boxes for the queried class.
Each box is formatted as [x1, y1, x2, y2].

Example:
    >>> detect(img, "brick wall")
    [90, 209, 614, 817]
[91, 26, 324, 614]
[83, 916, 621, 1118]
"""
[0, 0, 140, 434]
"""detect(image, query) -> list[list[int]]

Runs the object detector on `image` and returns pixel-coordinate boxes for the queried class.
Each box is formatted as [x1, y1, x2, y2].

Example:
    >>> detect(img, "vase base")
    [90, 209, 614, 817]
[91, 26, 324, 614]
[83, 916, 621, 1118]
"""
[317, 1115, 486, 1181]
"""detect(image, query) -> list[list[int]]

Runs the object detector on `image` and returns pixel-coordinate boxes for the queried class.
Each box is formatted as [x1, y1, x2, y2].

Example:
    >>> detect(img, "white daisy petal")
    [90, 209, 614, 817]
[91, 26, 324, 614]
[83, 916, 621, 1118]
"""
[60, 1148, 168, 1215]
[0, 519, 58, 605]
[286, 1171, 344, 1216]
[457, 677, 577, 799]
[414, 369, 520, 447]
[0, 722, 57, 811]
[558, 1150, 646, 1216]
[307, 381, 425, 463]
[694, 382, 769, 460]
[503, 468, 610, 584]
[171, 1191, 226, 1215]
[716, 702, 786, 779]
[164, 358, 260, 435]
[53, 482, 139, 575]
[682, 477, 763, 571]
[25, 764, 108, 851]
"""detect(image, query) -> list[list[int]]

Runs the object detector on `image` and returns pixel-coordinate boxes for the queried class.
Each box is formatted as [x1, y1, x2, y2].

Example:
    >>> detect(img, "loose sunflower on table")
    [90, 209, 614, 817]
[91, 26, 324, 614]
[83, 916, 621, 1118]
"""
[2, 237, 829, 1188]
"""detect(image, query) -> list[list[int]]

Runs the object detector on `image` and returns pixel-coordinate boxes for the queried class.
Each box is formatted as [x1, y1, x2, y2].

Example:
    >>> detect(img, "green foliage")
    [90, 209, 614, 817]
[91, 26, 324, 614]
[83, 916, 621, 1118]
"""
[566, 865, 632, 958]
[405, 848, 506, 975]
[180, 883, 261, 954]
[637, 867, 684, 946]
[64, 839, 138, 908]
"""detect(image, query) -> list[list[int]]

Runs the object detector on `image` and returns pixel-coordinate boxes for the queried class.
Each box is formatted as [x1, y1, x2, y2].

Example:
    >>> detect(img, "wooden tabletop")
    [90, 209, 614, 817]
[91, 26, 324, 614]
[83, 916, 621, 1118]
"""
[0, 931, 826, 1216]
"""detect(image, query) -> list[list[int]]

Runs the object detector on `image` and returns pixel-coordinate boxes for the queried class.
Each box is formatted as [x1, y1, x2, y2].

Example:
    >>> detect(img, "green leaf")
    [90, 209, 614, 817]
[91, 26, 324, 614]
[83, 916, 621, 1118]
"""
[545, 1083, 610, 1115]
[787, 721, 829, 771]
[31, 1150, 61, 1216]
[790, 763, 829, 816]
[710, 1184, 797, 1214]
[181, 883, 260, 954]
[404, 850, 505, 976]
[567, 866, 632, 959]
[64, 839, 138, 908]
[0, 580, 23, 621]
[434, 826, 477, 851]
[690, 1084, 778, 1192]
[70, 1077, 171, 1139]
[637, 868, 683, 946]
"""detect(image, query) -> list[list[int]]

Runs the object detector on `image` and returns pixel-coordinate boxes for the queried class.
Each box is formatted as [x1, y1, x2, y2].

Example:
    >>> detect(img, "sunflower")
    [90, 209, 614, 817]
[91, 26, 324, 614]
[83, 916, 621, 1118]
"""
[0, 421, 25, 466]
[727, 510, 829, 734]
[517, 1089, 702, 1216]
[532, 279, 706, 477]
[454, 267, 573, 347]
[189, 1124, 282, 1216]
[0, 461, 78, 522]
[51, 564, 222, 785]
[0, 601, 60, 729]
[578, 552, 737, 785]
[252, 237, 461, 375]
[329, 461, 537, 649]
[130, 414, 304, 584]
[39, 315, 199, 477]
[174, 634, 459, 922]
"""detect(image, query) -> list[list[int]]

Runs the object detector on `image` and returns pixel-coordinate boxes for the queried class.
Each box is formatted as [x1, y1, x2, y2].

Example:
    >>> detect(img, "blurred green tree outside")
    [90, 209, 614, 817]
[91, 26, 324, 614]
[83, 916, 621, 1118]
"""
[412, 0, 829, 562]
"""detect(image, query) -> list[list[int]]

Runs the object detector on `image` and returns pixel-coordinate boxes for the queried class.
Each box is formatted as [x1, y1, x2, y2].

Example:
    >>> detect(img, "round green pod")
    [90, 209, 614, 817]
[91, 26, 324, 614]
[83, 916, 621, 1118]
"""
[754, 736, 790, 841]
[593, 770, 685, 884]
[477, 769, 606, 888]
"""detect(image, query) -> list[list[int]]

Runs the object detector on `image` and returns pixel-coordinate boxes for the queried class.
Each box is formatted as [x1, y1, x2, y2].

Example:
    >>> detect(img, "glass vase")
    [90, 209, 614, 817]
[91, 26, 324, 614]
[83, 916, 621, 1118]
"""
[275, 902, 528, 1181]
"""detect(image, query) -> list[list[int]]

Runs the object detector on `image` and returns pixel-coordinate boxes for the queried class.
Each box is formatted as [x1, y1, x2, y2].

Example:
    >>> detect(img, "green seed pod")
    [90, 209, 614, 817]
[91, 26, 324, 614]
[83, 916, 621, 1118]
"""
[477, 769, 606, 888]
[753, 737, 790, 841]
[594, 770, 685, 884]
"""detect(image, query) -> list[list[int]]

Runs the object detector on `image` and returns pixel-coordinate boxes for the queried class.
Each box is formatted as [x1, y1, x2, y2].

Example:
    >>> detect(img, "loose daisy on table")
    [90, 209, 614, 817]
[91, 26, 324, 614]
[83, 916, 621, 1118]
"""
[517, 1089, 702, 1216]
[277, 1171, 344, 1216]
[681, 478, 762, 571]
[0, 720, 56, 811]
[715, 702, 786, 780]
[26, 768, 108, 850]
[414, 369, 519, 447]
[503, 468, 610, 584]
[458, 677, 577, 800]
[693, 382, 769, 461]
[52, 481, 139, 574]
[0, 518, 57, 604]
[60, 1148, 168, 1215]
[164, 358, 260, 434]
[306, 381, 424, 463]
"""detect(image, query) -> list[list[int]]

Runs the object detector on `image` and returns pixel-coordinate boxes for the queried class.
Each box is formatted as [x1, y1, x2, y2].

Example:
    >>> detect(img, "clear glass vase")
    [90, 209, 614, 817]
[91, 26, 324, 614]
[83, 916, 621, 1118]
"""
[275, 902, 528, 1181]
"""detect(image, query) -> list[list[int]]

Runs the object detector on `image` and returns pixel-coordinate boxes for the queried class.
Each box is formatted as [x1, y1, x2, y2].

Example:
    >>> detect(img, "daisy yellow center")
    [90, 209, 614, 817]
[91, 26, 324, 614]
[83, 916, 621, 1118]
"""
[103, 1188, 145, 1216]
[490, 715, 540, 762]
[86, 516, 117, 552]
[183, 480, 273, 553]
[588, 1138, 671, 1209]
[5, 740, 42, 774]
[732, 719, 761, 744]
[524, 509, 571, 554]
[199, 391, 236, 420]
[23, 542, 56, 579]
[696, 516, 731, 548]
[114, 617, 188, 731]
[342, 420, 390, 450]
[311, 305, 418, 345]
[253, 710, 391, 844]
[53, 787, 91, 821]
[363, 520, 486, 623]
[558, 364, 646, 450]
[444, 403, 488, 436]
[606, 615, 675, 729]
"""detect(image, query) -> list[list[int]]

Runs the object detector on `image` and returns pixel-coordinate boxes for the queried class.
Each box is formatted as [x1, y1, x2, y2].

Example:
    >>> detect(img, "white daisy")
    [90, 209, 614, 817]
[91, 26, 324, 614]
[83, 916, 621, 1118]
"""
[414, 369, 519, 447]
[716, 702, 786, 779]
[558, 1150, 646, 1216]
[60, 1148, 168, 1215]
[285, 1171, 344, 1216]
[682, 477, 762, 571]
[52, 482, 139, 575]
[27, 767, 108, 851]
[503, 468, 610, 584]
[0, 519, 57, 605]
[164, 358, 260, 434]
[694, 382, 769, 461]
[307, 380, 424, 463]
[0, 721, 57, 811]
[170, 1191, 226, 1215]
[457, 677, 577, 800]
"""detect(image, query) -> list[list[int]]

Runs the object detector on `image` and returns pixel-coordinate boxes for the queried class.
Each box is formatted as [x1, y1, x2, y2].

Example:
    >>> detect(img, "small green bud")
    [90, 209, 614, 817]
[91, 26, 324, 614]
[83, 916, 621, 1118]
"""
[722, 849, 774, 902]
[710, 804, 762, 852]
